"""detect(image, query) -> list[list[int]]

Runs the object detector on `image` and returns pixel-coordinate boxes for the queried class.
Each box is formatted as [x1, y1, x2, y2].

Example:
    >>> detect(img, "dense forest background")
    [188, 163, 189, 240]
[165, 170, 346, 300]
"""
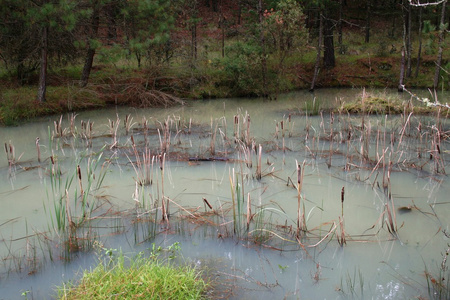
[0, 0, 449, 124]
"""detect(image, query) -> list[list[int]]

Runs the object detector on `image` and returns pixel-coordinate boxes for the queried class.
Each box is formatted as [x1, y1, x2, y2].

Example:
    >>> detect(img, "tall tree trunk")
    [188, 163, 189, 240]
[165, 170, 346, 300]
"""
[433, 0, 447, 89]
[191, 22, 197, 62]
[323, 14, 335, 69]
[106, 3, 117, 44]
[365, 0, 371, 43]
[310, 12, 323, 92]
[37, 26, 48, 103]
[258, 0, 267, 97]
[415, 7, 423, 78]
[237, 0, 242, 25]
[220, 1, 225, 57]
[389, 0, 397, 38]
[406, 2, 412, 77]
[211, 0, 218, 12]
[338, 0, 343, 53]
[80, 2, 100, 88]
[398, 46, 405, 92]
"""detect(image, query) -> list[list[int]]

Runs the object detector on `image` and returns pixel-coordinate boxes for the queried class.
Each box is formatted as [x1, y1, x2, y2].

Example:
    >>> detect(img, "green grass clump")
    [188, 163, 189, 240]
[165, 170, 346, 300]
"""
[58, 249, 208, 300]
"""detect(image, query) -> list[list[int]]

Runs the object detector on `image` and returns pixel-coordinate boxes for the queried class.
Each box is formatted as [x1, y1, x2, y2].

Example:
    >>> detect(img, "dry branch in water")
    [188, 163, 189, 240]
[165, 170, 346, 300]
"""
[115, 83, 184, 108]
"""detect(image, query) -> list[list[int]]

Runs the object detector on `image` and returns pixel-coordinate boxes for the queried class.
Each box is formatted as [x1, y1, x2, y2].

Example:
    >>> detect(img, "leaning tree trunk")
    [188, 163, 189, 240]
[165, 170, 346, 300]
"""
[433, 0, 447, 89]
[310, 12, 323, 91]
[80, 3, 100, 88]
[37, 26, 48, 103]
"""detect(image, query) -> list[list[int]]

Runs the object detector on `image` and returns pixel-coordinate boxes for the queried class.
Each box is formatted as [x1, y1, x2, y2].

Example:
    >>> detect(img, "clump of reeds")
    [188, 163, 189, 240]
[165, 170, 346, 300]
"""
[244, 112, 252, 146]
[158, 117, 171, 153]
[229, 168, 243, 236]
[53, 115, 64, 138]
[431, 125, 446, 174]
[108, 115, 120, 148]
[5, 141, 17, 170]
[80, 120, 94, 146]
[384, 190, 398, 235]
[129, 135, 153, 186]
[124, 114, 135, 135]
[44, 149, 109, 257]
[233, 114, 239, 142]
[68, 113, 77, 136]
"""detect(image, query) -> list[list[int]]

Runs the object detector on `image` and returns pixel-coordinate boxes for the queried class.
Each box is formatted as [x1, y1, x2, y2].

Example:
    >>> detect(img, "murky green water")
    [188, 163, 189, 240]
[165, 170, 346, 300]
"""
[0, 88, 449, 299]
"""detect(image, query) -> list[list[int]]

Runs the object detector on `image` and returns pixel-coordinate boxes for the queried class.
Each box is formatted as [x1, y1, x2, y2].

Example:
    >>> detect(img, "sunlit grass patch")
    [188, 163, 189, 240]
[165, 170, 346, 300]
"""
[57, 246, 208, 300]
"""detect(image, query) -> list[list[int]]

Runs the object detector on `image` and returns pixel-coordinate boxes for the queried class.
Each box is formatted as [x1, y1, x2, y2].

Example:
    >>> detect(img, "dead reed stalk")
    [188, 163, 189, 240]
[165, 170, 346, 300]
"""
[245, 112, 251, 146]
[338, 187, 346, 246]
[256, 144, 262, 180]
[160, 153, 168, 222]
[328, 112, 334, 168]
[69, 113, 77, 136]
[53, 115, 64, 138]
[210, 118, 218, 155]
[234, 114, 239, 142]
[246, 193, 251, 229]
[296, 160, 306, 238]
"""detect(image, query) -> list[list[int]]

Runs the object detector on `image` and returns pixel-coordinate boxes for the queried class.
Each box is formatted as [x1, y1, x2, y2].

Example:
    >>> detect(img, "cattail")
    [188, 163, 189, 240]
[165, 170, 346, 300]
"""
[77, 165, 84, 196]
[36, 137, 41, 163]
[203, 197, 213, 210]
[341, 187, 345, 217]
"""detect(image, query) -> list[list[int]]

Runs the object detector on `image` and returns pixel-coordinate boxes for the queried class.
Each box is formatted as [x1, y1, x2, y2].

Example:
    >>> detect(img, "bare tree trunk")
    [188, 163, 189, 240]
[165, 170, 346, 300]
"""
[433, 0, 447, 89]
[220, 1, 225, 57]
[37, 26, 48, 103]
[191, 22, 197, 62]
[323, 14, 335, 69]
[237, 0, 242, 25]
[365, 0, 371, 43]
[80, 2, 100, 88]
[310, 12, 323, 92]
[106, 3, 117, 45]
[406, 2, 412, 77]
[398, 47, 405, 92]
[338, 0, 343, 53]
[258, 0, 267, 97]
[415, 7, 423, 78]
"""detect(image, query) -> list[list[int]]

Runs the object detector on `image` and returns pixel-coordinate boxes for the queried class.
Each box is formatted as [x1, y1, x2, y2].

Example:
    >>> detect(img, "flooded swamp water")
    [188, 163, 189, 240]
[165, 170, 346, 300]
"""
[0, 89, 449, 299]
